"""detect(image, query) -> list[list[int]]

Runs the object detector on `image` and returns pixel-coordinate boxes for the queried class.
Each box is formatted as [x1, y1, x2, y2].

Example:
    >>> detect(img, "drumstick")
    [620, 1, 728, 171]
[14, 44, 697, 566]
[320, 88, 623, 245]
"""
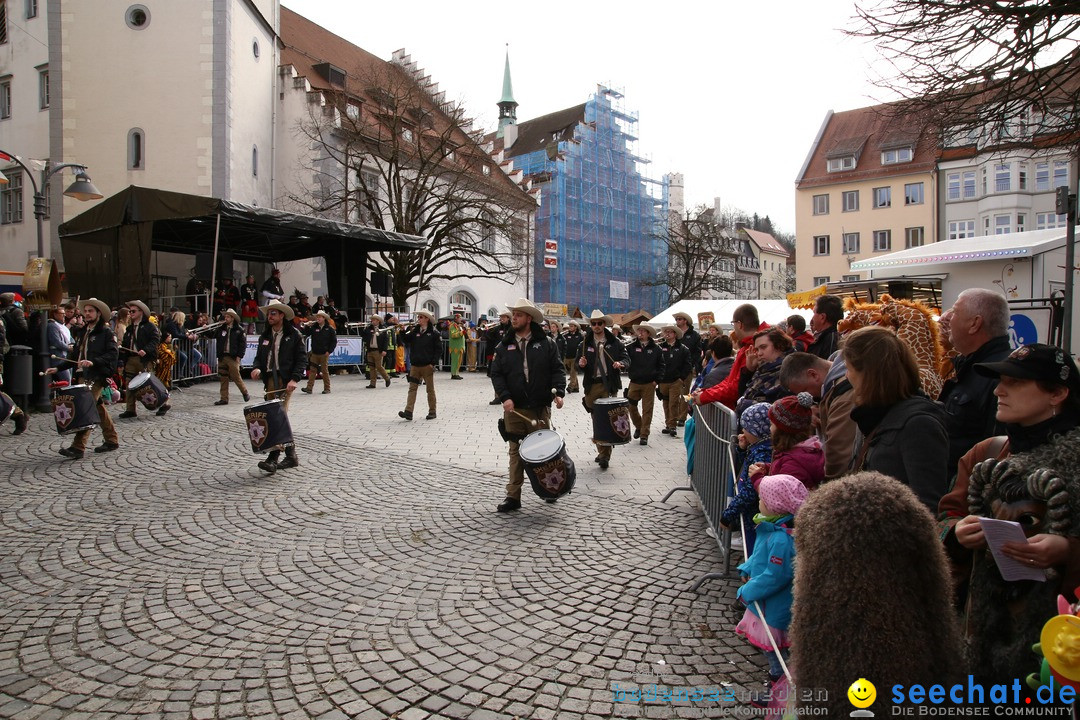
[510, 409, 541, 428]
[264, 387, 291, 396]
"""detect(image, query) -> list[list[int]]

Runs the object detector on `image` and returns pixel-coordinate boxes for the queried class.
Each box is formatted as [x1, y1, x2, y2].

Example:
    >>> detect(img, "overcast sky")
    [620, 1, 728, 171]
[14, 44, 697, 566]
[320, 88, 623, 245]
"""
[282, 0, 896, 235]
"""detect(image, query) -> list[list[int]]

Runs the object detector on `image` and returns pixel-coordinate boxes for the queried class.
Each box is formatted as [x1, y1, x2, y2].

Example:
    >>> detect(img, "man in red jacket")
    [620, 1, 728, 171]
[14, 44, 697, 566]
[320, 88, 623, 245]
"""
[692, 303, 767, 411]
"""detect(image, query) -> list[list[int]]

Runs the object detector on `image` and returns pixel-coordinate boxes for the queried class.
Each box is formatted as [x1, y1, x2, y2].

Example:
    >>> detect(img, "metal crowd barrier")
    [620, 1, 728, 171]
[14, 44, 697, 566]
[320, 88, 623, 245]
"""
[169, 337, 219, 385]
[662, 400, 739, 591]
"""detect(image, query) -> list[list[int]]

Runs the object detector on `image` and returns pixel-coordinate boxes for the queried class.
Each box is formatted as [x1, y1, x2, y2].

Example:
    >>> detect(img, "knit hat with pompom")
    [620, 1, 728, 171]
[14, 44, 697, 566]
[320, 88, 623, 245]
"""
[768, 391, 815, 434]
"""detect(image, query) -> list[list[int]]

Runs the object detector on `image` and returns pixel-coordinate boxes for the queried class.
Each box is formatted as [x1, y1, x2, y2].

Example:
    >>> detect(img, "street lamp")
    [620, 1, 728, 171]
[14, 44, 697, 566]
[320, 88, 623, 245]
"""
[0, 151, 103, 410]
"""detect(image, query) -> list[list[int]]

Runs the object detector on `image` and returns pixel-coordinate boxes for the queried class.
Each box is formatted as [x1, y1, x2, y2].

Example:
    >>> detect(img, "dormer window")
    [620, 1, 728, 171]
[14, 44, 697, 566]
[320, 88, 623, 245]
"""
[881, 146, 912, 165]
[827, 156, 856, 172]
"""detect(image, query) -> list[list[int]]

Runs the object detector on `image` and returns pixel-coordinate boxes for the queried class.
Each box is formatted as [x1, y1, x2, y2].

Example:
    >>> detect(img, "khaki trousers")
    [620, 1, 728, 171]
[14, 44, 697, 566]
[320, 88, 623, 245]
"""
[505, 405, 550, 500]
[677, 372, 694, 422]
[72, 382, 119, 451]
[584, 383, 614, 460]
[405, 364, 436, 413]
[466, 343, 478, 371]
[367, 350, 390, 383]
[658, 381, 682, 430]
[563, 358, 579, 391]
[124, 356, 153, 412]
[305, 352, 330, 392]
[219, 356, 248, 401]
[626, 381, 656, 439]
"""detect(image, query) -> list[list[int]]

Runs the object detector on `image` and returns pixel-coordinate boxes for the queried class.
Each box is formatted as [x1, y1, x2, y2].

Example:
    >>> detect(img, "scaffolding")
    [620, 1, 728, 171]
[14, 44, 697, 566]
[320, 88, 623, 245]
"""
[512, 85, 668, 314]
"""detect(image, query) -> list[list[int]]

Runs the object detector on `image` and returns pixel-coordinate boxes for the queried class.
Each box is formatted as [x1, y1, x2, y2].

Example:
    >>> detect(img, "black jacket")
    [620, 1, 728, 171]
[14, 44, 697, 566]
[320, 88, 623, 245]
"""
[658, 341, 691, 383]
[489, 321, 566, 409]
[681, 328, 702, 371]
[73, 321, 119, 386]
[303, 323, 338, 355]
[485, 322, 510, 350]
[2, 305, 28, 347]
[552, 332, 567, 360]
[361, 325, 390, 353]
[807, 326, 839, 360]
[577, 328, 630, 393]
[938, 334, 1011, 478]
[254, 324, 307, 384]
[216, 323, 248, 360]
[563, 329, 584, 359]
[626, 339, 665, 384]
[122, 319, 160, 364]
[406, 325, 441, 367]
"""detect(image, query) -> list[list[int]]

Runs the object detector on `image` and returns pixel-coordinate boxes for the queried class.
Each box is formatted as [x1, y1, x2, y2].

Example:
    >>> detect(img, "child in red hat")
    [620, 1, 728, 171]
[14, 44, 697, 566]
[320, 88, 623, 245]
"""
[747, 392, 824, 491]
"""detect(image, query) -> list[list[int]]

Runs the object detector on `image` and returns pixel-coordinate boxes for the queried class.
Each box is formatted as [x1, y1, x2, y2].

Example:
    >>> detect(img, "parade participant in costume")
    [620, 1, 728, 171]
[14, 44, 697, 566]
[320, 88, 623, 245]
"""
[399, 310, 440, 421]
[735, 474, 807, 707]
[362, 314, 391, 388]
[562, 320, 583, 394]
[467, 322, 480, 372]
[490, 298, 565, 511]
[548, 321, 565, 376]
[260, 268, 285, 304]
[625, 323, 664, 446]
[486, 312, 512, 405]
[119, 300, 170, 418]
[218, 277, 240, 318]
[657, 325, 691, 438]
[577, 309, 629, 469]
[448, 314, 465, 380]
[0, 315, 28, 435]
[214, 309, 250, 405]
[673, 311, 701, 425]
[60, 299, 120, 457]
[301, 311, 337, 395]
[240, 274, 259, 333]
[250, 301, 305, 474]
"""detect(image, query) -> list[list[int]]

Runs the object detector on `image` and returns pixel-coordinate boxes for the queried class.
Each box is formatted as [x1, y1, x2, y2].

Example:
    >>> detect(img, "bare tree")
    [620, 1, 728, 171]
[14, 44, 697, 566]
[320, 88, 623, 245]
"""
[643, 206, 741, 304]
[849, 1, 1080, 144]
[287, 62, 535, 308]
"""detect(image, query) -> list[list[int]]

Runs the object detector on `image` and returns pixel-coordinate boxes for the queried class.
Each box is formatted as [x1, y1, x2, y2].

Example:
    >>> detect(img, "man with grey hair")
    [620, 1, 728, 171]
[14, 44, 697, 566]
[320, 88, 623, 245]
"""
[937, 288, 1012, 479]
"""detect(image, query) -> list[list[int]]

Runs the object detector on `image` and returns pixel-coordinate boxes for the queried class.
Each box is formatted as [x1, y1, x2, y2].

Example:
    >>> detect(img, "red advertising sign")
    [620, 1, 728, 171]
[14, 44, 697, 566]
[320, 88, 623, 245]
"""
[545, 240, 558, 252]
[543, 256, 558, 268]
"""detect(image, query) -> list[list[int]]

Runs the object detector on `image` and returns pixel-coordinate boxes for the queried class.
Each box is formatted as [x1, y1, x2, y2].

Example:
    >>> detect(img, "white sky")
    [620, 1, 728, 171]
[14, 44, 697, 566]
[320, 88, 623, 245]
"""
[281, 0, 896, 235]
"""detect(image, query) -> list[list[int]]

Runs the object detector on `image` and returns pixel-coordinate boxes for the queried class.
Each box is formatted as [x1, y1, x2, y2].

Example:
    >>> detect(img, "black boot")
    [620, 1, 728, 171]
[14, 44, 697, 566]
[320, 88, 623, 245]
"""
[258, 450, 280, 474]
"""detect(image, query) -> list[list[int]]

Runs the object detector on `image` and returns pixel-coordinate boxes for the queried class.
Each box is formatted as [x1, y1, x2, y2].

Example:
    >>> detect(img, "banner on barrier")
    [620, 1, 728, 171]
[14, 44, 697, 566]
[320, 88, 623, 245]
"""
[241, 336, 364, 367]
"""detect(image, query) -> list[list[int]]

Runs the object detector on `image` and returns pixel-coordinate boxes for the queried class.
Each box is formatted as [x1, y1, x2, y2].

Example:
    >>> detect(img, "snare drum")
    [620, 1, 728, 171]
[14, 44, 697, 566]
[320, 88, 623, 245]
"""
[51, 384, 98, 435]
[591, 396, 632, 446]
[243, 399, 294, 453]
[519, 429, 576, 499]
[128, 371, 170, 410]
[0, 391, 15, 426]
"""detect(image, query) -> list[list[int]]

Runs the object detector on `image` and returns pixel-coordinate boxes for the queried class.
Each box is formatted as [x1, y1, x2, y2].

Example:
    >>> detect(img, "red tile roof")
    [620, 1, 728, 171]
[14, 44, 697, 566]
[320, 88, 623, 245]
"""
[743, 229, 789, 257]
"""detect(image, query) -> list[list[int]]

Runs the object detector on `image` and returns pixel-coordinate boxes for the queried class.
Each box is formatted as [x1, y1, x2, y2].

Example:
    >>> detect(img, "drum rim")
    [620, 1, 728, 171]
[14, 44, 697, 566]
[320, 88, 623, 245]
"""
[594, 397, 629, 405]
[244, 399, 284, 410]
[128, 371, 152, 389]
[519, 429, 565, 463]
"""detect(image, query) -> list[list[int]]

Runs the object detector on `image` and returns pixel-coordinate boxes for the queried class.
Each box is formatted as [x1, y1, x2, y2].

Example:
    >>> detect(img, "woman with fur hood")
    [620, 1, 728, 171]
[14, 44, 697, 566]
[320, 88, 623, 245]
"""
[790, 472, 963, 716]
[937, 343, 1080, 683]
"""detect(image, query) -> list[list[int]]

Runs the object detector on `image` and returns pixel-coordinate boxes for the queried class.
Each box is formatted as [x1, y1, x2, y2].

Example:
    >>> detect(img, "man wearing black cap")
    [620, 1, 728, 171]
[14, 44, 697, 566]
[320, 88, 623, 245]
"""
[251, 301, 305, 473]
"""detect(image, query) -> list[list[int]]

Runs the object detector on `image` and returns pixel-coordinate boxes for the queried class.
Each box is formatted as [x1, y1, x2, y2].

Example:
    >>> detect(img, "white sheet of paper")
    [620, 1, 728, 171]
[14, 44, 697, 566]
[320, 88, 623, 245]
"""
[978, 517, 1047, 582]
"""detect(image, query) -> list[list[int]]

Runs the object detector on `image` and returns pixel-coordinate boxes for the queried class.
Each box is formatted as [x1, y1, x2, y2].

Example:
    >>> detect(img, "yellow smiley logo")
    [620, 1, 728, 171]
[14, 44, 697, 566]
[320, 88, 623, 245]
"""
[848, 678, 876, 709]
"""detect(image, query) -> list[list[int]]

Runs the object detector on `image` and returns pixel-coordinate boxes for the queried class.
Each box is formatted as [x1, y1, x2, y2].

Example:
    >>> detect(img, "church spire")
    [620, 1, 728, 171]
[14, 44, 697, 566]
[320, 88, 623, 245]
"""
[496, 46, 517, 138]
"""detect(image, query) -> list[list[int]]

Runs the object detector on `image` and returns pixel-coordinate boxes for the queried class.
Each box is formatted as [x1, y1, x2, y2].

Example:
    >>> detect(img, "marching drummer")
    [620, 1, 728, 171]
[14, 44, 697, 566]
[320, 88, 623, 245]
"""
[119, 299, 170, 418]
[489, 298, 565, 512]
[59, 298, 120, 458]
[625, 323, 664, 446]
[657, 325, 692, 438]
[300, 310, 337, 395]
[399, 309, 440, 421]
[215, 308, 250, 405]
[250, 301, 305, 474]
[576, 309, 630, 470]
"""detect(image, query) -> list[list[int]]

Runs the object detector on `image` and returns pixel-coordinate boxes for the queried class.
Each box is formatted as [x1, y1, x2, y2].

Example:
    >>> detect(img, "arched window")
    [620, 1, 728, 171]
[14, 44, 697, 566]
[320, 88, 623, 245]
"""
[128, 128, 144, 170]
[448, 290, 476, 321]
[422, 300, 439, 317]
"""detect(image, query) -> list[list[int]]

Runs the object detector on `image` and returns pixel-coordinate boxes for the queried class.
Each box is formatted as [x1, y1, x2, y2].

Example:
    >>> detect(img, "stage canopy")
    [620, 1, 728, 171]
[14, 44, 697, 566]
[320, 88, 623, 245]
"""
[57, 185, 427, 308]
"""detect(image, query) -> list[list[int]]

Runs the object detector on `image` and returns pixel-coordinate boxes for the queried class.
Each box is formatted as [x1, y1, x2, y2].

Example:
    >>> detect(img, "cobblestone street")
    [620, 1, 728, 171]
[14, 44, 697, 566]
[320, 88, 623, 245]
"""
[0, 372, 757, 719]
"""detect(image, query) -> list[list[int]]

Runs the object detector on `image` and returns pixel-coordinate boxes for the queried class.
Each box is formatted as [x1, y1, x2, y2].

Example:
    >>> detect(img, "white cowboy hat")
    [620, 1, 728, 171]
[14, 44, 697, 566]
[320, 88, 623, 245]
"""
[83, 298, 112, 322]
[587, 309, 613, 327]
[660, 324, 684, 340]
[415, 309, 435, 323]
[505, 298, 545, 324]
[672, 311, 695, 326]
[126, 300, 152, 317]
[636, 322, 659, 336]
[261, 301, 295, 321]
[314, 310, 332, 321]
[224, 308, 241, 321]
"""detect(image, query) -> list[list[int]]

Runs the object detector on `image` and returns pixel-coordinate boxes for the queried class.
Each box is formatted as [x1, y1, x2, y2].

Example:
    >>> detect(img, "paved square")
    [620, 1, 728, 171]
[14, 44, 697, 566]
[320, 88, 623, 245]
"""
[0, 372, 761, 719]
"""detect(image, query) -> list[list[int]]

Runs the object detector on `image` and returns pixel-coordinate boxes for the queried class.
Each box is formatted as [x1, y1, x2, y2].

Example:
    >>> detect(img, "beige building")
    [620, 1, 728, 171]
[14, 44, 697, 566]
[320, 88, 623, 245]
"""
[794, 104, 937, 290]
[743, 228, 790, 299]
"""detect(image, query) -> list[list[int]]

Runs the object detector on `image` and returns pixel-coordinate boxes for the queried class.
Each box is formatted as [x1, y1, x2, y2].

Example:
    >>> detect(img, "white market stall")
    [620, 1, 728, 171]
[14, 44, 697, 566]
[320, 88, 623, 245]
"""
[651, 299, 813, 331]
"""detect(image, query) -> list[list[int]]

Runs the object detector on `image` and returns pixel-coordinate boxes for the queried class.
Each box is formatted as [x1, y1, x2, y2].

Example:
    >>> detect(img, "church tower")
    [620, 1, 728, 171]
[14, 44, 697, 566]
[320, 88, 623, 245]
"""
[496, 47, 517, 138]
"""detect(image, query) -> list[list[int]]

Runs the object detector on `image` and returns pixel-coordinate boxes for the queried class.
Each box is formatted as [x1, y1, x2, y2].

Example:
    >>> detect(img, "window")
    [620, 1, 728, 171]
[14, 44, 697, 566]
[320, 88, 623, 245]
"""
[873, 186, 891, 209]
[25, 0, 35, 19]
[905, 227, 924, 248]
[963, 171, 976, 199]
[812, 194, 829, 215]
[947, 173, 961, 201]
[1036, 162, 1051, 191]
[125, 4, 150, 29]
[881, 146, 912, 164]
[1037, 212, 1067, 230]
[1054, 160, 1069, 189]
[402, 127, 414, 143]
[995, 163, 1011, 192]
[252, 39, 260, 59]
[843, 274, 860, 282]
[481, 214, 496, 254]
[812, 276, 831, 286]
[842, 232, 860, 254]
[128, 128, 144, 169]
[873, 230, 891, 252]
[448, 291, 475, 320]
[1017, 213, 1026, 233]
[1, 169, 22, 224]
[252, 146, 258, 177]
[813, 235, 830, 256]
[481, 164, 490, 176]
[345, 103, 360, 121]
[37, 68, 47, 109]
[994, 214, 1011, 234]
[0, 77, 11, 119]
[422, 300, 439, 317]
[0, 0, 7, 43]
[1019, 165, 1028, 190]
[842, 190, 859, 212]
[904, 182, 924, 205]
[827, 156, 855, 172]
[948, 220, 975, 239]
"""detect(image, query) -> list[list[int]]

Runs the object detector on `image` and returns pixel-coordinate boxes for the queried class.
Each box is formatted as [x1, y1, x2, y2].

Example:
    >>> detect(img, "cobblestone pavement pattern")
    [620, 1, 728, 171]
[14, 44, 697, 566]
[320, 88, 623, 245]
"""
[0, 372, 761, 719]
